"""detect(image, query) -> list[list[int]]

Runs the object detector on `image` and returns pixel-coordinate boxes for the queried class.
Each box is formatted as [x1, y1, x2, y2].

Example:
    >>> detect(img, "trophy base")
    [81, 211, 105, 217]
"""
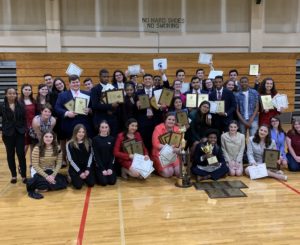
[175, 178, 193, 188]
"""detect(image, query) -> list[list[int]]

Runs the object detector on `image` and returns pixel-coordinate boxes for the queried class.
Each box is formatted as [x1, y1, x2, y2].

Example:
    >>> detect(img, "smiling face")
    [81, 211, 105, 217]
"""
[191, 78, 201, 90]
[100, 72, 109, 84]
[229, 71, 238, 81]
[115, 72, 124, 82]
[270, 117, 279, 129]
[76, 127, 86, 142]
[174, 98, 183, 110]
[54, 80, 65, 92]
[165, 115, 176, 129]
[39, 85, 49, 97]
[99, 122, 110, 136]
[44, 75, 53, 88]
[196, 70, 204, 80]
[173, 80, 182, 91]
[258, 126, 269, 139]
[214, 77, 224, 90]
[22, 85, 32, 98]
[207, 133, 217, 145]
[293, 121, 300, 133]
[70, 79, 80, 91]
[205, 79, 213, 89]
[265, 79, 273, 93]
[226, 81, 235, 91]
[143, 76, 153, 89]
[125, 85, 134, 97]
[176, 71, 185, 82]
[41, 108, 52, 119]
[128, 122, 138, 134]
[229, 123, 238, 134]
[43, 132, 54, 146]
[6, 88, 17, 103]
[200, 103, 210, 114]
[240, 77, 249, 91]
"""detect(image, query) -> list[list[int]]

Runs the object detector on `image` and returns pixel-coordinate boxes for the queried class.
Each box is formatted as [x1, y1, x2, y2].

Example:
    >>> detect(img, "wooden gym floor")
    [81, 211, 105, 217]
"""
[1, 142, 300, 244]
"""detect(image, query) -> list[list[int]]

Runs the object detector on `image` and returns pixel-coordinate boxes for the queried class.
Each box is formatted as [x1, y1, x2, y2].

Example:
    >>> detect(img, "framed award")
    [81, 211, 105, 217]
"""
[168, 132, 183, 148]
[261, 95, 274, 110]
[186, 94, 197, 108]
[138, 94, 150, 109]
[122, 139, 135, 154]
[216, 101, 225, 113]
[64, 99, 75, 111]
[159, 132, 171, 145]
[158, 88, 174, 107]
[249, 64, 260, 76]
[150, 96, 159, 110]
[74, 97, 87, 115]
[263, 149, 280, 169]
[176, 111, 189, 126]
[106, 89, 124, 104]
[197, 94, 209, 107]
[131, 141, 144, 155]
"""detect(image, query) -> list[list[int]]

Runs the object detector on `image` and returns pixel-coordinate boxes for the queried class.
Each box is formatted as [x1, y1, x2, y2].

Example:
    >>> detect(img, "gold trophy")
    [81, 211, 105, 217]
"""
[201, 143, 218, 165]
[175, 128, 192, 188]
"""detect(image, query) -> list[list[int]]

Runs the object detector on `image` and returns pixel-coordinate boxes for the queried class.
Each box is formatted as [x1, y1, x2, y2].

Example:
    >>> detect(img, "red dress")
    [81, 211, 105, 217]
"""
[151, 123, 180, 172]
[113, 132, 149, 169]
[24, 103, 36, 145]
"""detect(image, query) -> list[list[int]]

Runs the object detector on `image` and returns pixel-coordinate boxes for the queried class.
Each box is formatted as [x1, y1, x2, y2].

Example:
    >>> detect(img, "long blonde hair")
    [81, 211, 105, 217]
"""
[68, 124, 90, 151]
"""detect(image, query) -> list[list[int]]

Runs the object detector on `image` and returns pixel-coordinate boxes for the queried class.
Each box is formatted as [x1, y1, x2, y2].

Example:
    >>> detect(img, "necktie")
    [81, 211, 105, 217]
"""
[217, 91, 221, 100]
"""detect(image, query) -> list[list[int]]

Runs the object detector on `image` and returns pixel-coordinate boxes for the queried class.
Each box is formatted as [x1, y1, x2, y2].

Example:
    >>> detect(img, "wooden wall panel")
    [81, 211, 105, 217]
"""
[0, 53, 297, 112]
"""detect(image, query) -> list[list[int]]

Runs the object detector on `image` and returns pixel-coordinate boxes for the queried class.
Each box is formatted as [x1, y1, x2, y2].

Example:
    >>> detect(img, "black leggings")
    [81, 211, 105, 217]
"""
[94, 165, 117, 186]
[69, 167, 95, 189]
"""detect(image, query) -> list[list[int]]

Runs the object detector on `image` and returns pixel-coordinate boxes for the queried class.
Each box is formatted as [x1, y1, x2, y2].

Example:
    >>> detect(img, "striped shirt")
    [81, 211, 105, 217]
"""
[32, 146, 62, 178]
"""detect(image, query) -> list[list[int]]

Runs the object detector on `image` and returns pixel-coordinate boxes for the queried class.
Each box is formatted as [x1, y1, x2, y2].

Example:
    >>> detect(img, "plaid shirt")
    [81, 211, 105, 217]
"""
[235, 88, 259, 121]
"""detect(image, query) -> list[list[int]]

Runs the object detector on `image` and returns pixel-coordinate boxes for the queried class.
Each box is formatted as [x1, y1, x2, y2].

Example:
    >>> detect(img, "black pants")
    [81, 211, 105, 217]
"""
[95, 165, 117, 186]
[69, 167, 95, 189]
[2, 132, 26, 178]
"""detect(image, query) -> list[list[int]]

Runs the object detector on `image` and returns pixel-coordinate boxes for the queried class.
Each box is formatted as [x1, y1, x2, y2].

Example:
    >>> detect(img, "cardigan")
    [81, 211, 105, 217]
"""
[221, 132, 245, 163]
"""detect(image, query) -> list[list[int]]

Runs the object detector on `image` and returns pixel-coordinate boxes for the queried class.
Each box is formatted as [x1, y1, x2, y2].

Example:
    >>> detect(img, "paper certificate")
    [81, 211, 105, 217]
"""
[154, 89, 162, 103]
[209, 101, 225, 113]
[249, 64, 259, 76]
[153, 58, 167, 70]
[74, 97, 87, 115]
[66, 63, 83, 77]
[186, 94, 197, 108]
[138, 94, 150, 109]
[158, 88, 174, 107]
[208, 70, 223, 79]
[176, 111, 189, 126]
[169, 132, 182, 148]
[64, 99, 75, 111]
[198, 53, 213, 65]
[261, 95, 274, 110]
[272, 94, 289, 109]
[106, 89, 124, 104]
[180, 83, 190, 94]
[248, 164, 268, 180]
[128, 64, 141, 75]
[263, 149, 279, 169]
[131, 154, 154, 179]
[197, 94, 209, 107]
[160, 144, 176, 162]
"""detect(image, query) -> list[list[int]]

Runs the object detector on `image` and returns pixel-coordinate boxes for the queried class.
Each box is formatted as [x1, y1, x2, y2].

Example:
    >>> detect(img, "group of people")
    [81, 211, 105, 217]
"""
[1, 67, 299, 199]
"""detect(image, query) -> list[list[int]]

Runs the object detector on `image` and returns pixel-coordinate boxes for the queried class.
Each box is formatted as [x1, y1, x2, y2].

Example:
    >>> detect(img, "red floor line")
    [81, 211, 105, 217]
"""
[77, 187, 92, 245]
[277, 179, 300, 195]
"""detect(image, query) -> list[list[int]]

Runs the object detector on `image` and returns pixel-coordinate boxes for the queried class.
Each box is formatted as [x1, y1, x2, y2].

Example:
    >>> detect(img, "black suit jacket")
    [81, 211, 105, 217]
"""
[0, 102, 26, 136]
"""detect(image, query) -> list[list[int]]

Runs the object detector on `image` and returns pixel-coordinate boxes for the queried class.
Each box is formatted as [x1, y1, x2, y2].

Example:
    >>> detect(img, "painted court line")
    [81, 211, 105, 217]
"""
[277, 179, 300, 195]
[118, 182, 126, 245]
[77, 187, 92, 245]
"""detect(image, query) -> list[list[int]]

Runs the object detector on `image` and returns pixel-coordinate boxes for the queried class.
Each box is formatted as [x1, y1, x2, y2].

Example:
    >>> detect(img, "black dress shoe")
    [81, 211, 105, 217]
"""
[10, 178, 17, 184]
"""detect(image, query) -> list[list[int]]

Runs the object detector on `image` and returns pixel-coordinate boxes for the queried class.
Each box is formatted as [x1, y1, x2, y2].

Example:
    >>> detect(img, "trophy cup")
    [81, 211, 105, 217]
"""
[175, 129, 192, 188]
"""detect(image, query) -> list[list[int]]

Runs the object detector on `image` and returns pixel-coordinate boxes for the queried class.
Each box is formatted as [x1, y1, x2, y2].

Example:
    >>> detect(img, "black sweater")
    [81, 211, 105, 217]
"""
[66, 142, 93, 174]
[92, 135, 115, 171]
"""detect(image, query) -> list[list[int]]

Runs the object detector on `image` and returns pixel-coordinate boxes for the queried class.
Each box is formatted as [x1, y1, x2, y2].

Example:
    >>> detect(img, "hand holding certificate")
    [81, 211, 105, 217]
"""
[248, 163, 268, 180]
[272, 94, 289, 110]
[261, 95, 274, 110]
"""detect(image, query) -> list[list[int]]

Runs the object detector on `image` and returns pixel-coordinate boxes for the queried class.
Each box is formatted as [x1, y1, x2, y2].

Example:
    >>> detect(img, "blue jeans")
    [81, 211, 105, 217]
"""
[287, 153, 300, 171]
[239, 120, 258, 137]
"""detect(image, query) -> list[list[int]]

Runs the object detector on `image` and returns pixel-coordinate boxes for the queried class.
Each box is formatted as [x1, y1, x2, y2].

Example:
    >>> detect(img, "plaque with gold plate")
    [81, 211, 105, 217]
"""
[131, 141, 144, 155]
[64, 99, 75, 111]
[138, 94, 150, 109]
[169, 132, 183, 148]
[74, 97, 88, 115]
[106, 89, 124, 104]
[263, 149, 280, 169]
[122, 139, 135, 154]
[176, 111, 189, 126]
[260, 95, 274, 110]
[159, 132, 171, 145]
[158, 88, 174, 107]
[150, 96, 159, 110]
[201, 143, 218, 165]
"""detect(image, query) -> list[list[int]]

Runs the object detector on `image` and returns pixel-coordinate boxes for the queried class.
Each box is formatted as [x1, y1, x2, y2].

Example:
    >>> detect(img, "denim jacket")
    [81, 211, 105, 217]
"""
[235, 88, 259, 121]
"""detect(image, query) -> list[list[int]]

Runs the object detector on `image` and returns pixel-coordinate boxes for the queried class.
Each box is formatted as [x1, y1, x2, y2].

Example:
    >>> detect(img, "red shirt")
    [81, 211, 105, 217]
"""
[287, 130, 300, 156]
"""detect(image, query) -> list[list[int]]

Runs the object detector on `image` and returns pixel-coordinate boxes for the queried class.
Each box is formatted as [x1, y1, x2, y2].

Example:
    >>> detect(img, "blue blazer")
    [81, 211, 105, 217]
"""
[55, 90, 93, 138]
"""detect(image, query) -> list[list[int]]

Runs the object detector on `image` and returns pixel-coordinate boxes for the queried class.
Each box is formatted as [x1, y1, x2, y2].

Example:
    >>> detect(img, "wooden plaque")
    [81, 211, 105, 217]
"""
[138, 94, 150, 109]
[106, 89, 124, 104]
[169, 132, 183, 148]
[158, 88, 174, 107]
[263, 149, 280, 169]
